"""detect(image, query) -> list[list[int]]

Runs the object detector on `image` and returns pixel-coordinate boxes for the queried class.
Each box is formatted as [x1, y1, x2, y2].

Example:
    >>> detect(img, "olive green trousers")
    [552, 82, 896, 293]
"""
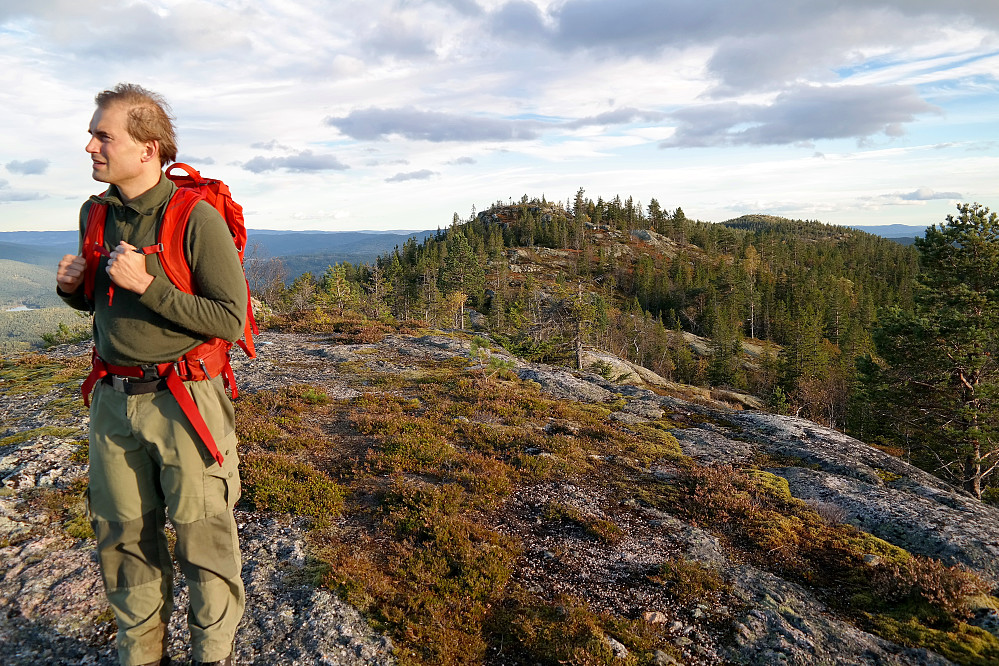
[87, 375, 244, 666]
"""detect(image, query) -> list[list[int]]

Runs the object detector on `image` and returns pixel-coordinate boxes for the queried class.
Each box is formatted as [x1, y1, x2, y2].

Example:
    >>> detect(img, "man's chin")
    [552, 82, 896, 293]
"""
[91, 168, 110, 183]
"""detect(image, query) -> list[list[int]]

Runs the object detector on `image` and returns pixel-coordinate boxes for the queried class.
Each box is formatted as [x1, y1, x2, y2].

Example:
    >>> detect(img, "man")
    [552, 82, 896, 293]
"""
[56, 83, 246, 666]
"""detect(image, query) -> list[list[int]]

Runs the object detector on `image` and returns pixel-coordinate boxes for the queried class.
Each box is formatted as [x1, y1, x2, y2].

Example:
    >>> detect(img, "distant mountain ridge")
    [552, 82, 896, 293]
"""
[0, 229, 437, 279]
[847, 223, 926, 239]
[244, 229, 435, 258]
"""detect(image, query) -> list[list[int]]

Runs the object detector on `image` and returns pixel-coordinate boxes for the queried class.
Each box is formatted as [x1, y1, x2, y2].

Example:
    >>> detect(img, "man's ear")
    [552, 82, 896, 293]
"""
[141, 140, 160, 164]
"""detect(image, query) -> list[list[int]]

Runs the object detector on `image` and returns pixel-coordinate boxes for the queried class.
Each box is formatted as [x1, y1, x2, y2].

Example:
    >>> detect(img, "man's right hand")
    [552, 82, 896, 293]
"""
[57, 254, 87, 294]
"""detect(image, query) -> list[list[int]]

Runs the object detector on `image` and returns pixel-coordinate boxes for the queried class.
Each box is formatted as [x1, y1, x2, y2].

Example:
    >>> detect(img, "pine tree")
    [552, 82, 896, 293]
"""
[861, 203, 999, 498]
[320, 263, 357, 316]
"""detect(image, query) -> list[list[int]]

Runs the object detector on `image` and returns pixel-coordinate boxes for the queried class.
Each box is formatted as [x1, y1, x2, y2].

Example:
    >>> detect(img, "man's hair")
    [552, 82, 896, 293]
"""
[95, 83, 178, 166]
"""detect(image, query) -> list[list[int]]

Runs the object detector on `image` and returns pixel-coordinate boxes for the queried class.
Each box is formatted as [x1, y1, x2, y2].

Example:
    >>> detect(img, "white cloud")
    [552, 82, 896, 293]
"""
[0, 178, 46, 202]
[242, 150, 350, 173]
[326, 107, 542, 142]
[386, 169, 438, 183]
[0, 0, 996, 232]
[176, 155, 215, 166]
[6, 159, 50, 175]
[899, 187, 964, 200]
[663, 85, 940, 147]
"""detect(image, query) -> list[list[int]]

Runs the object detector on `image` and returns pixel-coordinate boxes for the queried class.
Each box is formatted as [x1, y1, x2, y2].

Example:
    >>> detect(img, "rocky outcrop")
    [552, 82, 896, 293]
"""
[630, 229, 682, 259]
[2, 332, 997, 665]
[581, 349, 764, 410]
[686, 410, 999, 584]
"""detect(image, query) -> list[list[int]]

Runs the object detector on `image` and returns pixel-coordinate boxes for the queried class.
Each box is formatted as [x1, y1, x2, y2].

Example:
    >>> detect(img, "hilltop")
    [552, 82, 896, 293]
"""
[1, 324, 997, 665]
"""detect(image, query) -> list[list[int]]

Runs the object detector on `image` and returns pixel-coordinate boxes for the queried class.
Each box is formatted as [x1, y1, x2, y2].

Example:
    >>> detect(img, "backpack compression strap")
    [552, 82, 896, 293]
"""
[82, 343, 231, 466]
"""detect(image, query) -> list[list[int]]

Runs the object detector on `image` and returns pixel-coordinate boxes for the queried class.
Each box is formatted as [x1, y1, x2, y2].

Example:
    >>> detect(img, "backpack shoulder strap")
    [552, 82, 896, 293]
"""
[82, 199, 110, 304]
[156, 188, 204, 294]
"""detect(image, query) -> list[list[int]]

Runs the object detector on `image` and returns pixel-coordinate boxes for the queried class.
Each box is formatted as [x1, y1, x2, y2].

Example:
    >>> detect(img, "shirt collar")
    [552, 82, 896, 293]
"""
[88, 174, 174, 214]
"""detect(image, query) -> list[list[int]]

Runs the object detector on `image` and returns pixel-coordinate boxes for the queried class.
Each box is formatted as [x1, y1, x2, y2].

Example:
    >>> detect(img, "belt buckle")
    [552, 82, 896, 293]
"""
[111, 375, 128, 392]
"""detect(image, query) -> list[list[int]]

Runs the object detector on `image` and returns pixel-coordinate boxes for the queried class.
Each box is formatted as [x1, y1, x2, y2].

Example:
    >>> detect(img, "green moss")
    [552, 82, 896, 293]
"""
[64, 512, 94, 540]
[869, 614, 999, 665]
[44, 395, 83, 418]
[606, 397, 628, 411]
[69, 441, 90, 463]
[625, 423, 686, 465]
[0, 426, 80, 447]
[875, 468, 902, 483]
[743, 469, 795, 502]
[280, 555, 333, 587]
[94, 606, 115, 625]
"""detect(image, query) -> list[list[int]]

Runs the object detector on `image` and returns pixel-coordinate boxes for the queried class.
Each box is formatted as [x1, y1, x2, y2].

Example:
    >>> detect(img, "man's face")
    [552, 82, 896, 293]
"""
[85, 104, 151, 188]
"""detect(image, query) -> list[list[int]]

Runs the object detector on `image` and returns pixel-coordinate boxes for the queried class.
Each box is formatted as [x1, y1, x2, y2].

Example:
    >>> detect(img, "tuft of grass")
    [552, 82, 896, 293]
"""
[875, 468, 903, 483]
[649, 557, 730, 604]
[621, 422, 685, 465]
[235, 384, 333, 450]
[490, 591, 677, 666]
[870, 557, 992, 621]
[240, 452, 345, 519]
[542, 501, 623, 545]
[21, 477, 93, 541]
[0, 354, 90, 396]
[0, 426, 81, 448]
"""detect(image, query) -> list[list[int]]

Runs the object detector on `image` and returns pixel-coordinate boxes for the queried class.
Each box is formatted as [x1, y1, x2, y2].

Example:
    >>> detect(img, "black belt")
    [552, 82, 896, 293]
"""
[101, 375, 169, 395]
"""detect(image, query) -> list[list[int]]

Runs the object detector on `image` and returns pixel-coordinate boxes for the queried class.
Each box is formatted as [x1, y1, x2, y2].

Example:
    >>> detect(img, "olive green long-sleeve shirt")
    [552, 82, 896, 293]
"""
[61, 174, 247, 367]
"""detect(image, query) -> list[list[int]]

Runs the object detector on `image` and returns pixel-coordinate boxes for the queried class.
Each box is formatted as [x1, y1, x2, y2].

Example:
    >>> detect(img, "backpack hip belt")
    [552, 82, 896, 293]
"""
[82, 341, 236, 467]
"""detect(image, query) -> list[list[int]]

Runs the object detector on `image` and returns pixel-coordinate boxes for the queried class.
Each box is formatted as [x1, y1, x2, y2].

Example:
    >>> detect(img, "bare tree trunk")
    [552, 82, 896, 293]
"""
[965, 446, 982, 499]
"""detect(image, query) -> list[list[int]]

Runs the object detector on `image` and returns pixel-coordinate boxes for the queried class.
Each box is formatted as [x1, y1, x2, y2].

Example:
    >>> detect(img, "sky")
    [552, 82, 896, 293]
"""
[1, 0, 997, 233]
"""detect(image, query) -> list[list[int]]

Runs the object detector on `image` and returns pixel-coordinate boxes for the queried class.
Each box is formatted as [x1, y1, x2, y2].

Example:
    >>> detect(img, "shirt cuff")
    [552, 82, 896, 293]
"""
[138, 274, 172, 309]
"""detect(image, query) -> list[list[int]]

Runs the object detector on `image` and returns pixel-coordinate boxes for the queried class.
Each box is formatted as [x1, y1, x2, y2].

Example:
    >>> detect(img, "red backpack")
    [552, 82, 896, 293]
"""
[80, 163, 257, 466]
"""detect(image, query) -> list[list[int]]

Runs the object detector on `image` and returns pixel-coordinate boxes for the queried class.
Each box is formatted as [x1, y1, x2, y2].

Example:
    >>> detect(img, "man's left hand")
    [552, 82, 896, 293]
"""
[107, 241, 154, 295]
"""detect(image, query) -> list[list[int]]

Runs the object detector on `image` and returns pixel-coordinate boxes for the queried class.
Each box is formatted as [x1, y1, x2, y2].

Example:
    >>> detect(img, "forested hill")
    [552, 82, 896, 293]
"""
[274, 193, 918, 438]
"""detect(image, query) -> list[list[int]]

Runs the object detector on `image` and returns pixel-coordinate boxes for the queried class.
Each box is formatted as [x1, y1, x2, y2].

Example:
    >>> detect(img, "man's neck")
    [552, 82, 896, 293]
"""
[116, 170, 163, 203]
